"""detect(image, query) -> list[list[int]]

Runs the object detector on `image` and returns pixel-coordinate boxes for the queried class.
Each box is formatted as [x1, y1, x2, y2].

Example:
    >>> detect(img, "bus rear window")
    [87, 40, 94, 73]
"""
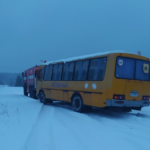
[116, 57, 150, 81]
[135, 60, 150, 81]
[116, 57, 135, 79]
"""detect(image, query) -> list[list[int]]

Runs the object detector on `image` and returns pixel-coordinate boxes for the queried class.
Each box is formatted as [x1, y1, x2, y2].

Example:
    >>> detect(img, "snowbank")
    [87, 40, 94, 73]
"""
[0, 86, 42, 150]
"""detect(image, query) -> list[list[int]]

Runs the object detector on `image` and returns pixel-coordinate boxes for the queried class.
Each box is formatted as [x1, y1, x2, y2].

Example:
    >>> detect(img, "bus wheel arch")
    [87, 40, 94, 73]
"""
[39, 89, 43, 95]
[71, 92, 83, 101]
[39, 90, 47, 105]
[71, 92, 84, 112]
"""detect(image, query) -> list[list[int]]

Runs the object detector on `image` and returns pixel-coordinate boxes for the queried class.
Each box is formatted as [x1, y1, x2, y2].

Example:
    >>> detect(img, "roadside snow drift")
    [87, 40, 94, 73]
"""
[0, 86, 150, 150]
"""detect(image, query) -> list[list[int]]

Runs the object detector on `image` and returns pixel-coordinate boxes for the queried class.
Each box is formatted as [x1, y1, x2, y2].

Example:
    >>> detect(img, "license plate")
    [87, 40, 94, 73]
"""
[130, 93, 139, 97]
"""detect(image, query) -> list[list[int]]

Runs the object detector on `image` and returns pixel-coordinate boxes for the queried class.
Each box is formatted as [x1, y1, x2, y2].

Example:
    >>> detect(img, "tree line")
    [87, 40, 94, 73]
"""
[0, 73, 23, 87]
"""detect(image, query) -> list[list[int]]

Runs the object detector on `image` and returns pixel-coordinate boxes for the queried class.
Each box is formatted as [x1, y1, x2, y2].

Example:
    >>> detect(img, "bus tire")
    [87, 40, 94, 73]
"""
[39, 91, 47, 105]
[72, 95, 83, 112]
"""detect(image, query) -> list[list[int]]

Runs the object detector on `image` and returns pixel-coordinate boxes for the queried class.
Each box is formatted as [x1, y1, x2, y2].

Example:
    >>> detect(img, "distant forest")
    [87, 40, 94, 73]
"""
[0, 73, 23, 87]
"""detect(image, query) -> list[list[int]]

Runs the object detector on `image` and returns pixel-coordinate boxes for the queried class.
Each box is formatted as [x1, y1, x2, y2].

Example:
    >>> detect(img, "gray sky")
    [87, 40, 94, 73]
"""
[0, 0, 150, 72]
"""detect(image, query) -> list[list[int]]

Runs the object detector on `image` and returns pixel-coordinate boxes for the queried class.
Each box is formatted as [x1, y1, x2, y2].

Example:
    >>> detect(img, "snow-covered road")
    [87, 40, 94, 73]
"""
[0, 86, 150, 150]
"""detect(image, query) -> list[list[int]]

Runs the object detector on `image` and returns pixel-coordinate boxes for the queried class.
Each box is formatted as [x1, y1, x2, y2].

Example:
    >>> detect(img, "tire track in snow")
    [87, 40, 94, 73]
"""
[85, 110, 150, 150]
[55, 106, 150, 150]
[52, 107, 121, 150]
[22, 102, 150, 150]
[53, 110, 88, 150]
[49, 104, 135, 150]
[23, 105, 56, 150]
[22, 104, 44, 150]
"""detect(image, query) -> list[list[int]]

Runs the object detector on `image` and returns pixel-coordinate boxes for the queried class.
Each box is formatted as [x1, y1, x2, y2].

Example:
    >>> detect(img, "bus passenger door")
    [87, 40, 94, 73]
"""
[37, 69, 44, 95]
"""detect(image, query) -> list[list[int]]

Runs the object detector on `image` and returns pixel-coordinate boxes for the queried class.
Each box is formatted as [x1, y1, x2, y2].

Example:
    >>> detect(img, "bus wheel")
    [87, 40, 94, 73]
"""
[72, 96, 83, 112]
[39, 91, 47, 105]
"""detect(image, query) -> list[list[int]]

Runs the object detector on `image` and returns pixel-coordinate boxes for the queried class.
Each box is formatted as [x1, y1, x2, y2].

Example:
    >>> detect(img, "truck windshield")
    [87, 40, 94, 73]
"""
[116, 56, 150, 81]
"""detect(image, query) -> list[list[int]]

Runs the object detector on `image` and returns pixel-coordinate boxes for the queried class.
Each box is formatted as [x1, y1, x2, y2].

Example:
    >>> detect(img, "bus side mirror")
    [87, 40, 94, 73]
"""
[35, 71, 37, 77]
[22, 72, 24, 77]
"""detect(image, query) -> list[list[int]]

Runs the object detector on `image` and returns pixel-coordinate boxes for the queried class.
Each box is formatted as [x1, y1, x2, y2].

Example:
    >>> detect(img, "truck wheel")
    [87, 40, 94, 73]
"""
[30, 87, 35, 98]
[72, 95, 83, 112]
[33, 90, 38, 99]
[29, 87, 33, 98]
[39, 91, 47, 105]
[24, 86, 28, 96]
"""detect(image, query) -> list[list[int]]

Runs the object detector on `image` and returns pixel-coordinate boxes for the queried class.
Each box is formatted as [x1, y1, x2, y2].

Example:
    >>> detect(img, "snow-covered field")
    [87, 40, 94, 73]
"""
[0, 86, 150, 150]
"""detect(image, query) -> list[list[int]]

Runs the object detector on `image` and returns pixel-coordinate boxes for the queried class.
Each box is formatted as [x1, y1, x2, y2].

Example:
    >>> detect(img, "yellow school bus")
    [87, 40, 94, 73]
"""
[36, 52, 150, 112]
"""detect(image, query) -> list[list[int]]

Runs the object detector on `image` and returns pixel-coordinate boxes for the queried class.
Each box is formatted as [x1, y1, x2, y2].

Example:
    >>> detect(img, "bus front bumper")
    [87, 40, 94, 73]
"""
[106, 100, 150, 107]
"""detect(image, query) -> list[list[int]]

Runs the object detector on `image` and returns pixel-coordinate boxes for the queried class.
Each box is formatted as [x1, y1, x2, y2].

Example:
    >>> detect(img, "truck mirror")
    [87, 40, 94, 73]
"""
[35, 71, 37, 77]
[22, 72, 24, 77]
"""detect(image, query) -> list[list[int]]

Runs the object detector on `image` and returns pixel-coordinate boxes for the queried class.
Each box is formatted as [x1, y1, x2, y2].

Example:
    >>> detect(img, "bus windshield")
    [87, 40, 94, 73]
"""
[116, 56, 150, 81]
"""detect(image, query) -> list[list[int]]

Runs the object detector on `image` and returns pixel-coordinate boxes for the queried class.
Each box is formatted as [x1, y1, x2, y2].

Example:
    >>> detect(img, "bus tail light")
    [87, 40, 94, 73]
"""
[113, 95, 125, 100]
[142, 96, 149, 100]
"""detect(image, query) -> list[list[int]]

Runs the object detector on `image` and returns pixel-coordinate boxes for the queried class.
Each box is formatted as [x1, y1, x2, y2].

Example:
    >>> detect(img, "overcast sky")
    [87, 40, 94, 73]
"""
[0, 0, 150, 72]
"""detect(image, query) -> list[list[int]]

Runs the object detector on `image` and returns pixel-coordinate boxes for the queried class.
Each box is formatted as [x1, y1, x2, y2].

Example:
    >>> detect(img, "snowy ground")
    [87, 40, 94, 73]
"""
[0, 86, 150, 150]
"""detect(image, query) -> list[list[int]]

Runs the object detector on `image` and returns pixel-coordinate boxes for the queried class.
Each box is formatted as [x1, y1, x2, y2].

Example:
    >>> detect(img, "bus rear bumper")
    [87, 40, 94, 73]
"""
[106, 100, 150, 107]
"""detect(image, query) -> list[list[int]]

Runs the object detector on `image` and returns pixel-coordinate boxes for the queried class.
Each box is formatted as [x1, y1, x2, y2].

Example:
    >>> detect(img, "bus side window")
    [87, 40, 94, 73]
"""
[52, 65, 58, 81]
[62, 62, 74, 81]
[82, 60, 89, 80]
[88, 57, 107, 81]
[57, 64, 63, 80]
[52, 64, 63, 81]
[38, 69, 43, 81]
[44, 65, 53, 81]
[68, 62, 74, 80]
[74, 60, 89, 81]
[62, 63, 69, 80]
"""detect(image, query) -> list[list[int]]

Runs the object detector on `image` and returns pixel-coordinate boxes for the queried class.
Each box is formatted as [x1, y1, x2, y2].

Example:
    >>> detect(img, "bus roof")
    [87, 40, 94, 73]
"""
[43, 50, 137, 65]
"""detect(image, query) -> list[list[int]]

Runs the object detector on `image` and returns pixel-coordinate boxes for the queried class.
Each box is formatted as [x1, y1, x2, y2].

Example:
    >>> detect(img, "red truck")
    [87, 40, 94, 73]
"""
[22, 66, 39, 99]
